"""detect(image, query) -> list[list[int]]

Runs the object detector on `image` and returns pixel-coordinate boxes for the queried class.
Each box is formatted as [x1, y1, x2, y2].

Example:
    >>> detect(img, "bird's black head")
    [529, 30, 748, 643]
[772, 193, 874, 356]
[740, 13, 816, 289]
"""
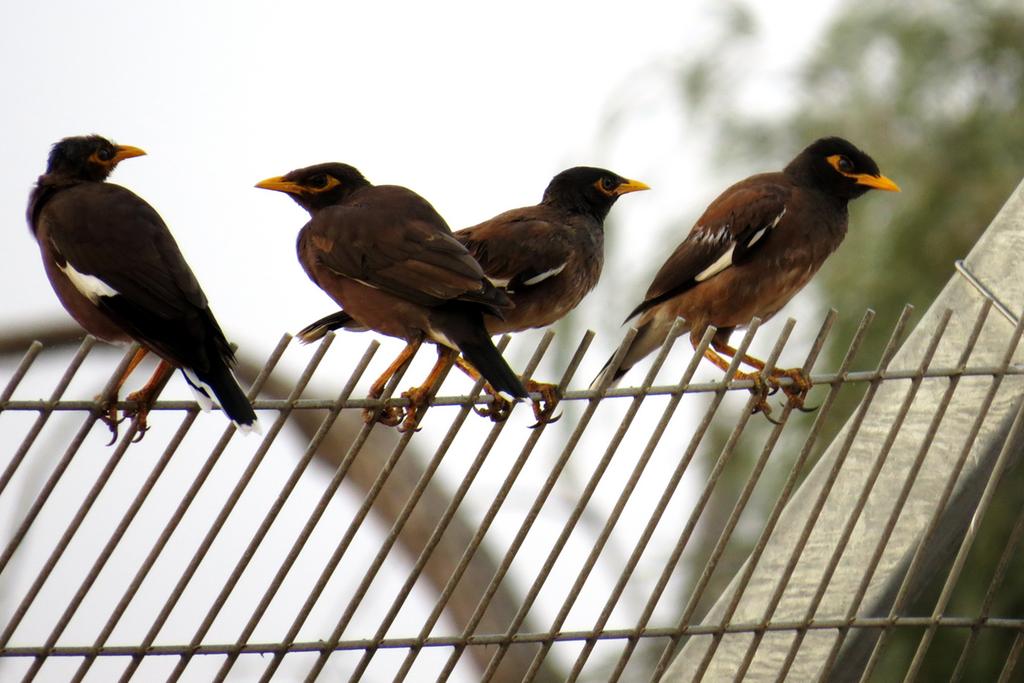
[255, 162, 371, 214]
[44, 135, 146, 182]
[784, 136, 900, 200]
[541, 166, 650, 221]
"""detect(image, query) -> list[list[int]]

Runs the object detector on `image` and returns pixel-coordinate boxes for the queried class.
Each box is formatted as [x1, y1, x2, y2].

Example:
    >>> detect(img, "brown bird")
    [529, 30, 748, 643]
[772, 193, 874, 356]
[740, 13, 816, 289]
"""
[27, 135, 258, 439]
[255, 163, 528, 431]
[298, 166, 649, 424]
[594, 137, 900, 415]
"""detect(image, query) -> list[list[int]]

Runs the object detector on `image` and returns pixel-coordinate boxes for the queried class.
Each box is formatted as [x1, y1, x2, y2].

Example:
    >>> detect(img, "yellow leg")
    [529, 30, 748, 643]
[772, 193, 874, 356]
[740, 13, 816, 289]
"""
[364, 339, 422, 426]
[124, 359, 175, 441]
[701, 337, 814, 416]
[96, 346, 150, 444]
[453, 356, 556, 427]
[454, 356, 514, 422]
[524, 379, 562, 428]
[399, 346, 458, 432]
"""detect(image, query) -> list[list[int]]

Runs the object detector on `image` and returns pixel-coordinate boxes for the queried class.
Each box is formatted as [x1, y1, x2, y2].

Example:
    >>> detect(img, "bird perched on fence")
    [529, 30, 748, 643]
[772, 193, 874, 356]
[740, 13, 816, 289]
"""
[27, 135, 258, 440]
[298, 166, 649, 425]
[593, 136, 899, 416]
[256, 162, 528, 431]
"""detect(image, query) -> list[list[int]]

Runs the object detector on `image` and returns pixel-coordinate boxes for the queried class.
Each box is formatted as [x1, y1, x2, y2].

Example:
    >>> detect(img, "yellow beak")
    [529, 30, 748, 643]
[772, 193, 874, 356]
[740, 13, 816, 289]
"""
[855, 173, 901, 192]
[616, 178, 651, 195]
[255, 175, 305, 194]
[112, 145, 147, 163]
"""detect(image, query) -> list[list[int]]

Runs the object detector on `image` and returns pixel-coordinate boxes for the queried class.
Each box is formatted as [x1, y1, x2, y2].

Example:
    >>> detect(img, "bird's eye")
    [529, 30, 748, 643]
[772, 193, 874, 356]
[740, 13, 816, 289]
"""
[96, 148, 115, 162]
[307, 174, 329, 189]
[836, 155, 854, 174]
[601, 176, 618, 192]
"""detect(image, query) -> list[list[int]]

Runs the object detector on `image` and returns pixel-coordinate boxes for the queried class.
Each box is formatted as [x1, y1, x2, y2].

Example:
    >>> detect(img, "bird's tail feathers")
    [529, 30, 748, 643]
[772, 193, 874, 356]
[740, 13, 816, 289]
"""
[184, 364, 260, 433]
[296, 310, 368, 344]
[447, 316, 527, 399]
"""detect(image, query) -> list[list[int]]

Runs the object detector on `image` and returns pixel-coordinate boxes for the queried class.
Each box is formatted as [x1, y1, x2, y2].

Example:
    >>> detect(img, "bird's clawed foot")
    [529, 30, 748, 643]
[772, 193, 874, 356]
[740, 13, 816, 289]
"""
[474, 391, 515, 422]
[769, 367, 816, 413]
[123, 388, 157, 442]
[526, 380, 561, 428]
[95, 392, 126, 445]
[362, 401, 405, 428]
[398, 385, 434, 433]
[743, 373, 782, 424]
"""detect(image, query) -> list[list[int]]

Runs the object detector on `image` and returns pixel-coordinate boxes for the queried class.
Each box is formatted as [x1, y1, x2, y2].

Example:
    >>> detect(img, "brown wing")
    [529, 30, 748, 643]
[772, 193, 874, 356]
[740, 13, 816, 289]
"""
[303, 185, 502, 309]
[456, 206, 579, 290]
[37, 182, 233, 369]
[42, 183, 208, 315]
[626, 173, 791, 322]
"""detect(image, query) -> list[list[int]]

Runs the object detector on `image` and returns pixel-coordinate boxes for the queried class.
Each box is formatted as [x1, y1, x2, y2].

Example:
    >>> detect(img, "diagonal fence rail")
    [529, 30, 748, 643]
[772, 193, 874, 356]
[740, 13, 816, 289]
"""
[1, 180, 1022, 682]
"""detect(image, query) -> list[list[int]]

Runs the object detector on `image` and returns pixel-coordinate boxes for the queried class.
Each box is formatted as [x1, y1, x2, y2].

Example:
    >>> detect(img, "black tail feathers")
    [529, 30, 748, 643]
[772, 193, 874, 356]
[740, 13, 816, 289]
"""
[296, 310, 369, 344]
[186, 363, 259, 431]
[445, 315, 527, 399]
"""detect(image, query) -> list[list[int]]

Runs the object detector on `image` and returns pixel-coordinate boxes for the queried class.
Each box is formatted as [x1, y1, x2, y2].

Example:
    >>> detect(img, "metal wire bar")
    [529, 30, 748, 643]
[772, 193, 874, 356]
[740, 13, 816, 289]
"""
[0, 336, 96, 505]
[302, 335, 533, 682]
[563, 323, 717, 683]
[114, 335, 293, 683]
[433, 327, 638, 683]
[65, 334, 289, 683]
[642, 320, 791, 679]
[8, 613, 1024, 660]
[249, 338, 426, 683]
[955, 259, 1020, 326]
[519, 318, 693, 681]
[905, 311, 1024, 680]
[684, 313, 840, 683]
[200, 336, 380, 681]
[646, 320, 803, 683]
[856, 301, 1008, 681]
[607, 320, 769, 681]
[476, 320, 703, 682]
[22, 410, 200, 683]
[0, 341, 42, 404]
[8, 365, 1024, 416]
[721, 309, 873, 683]
[903, 350, 1024, 676]
[995, 631, 1024, 683]
[156, 334, 338, 682]
[344, 332, 560, 683]
[0, 340, 138, 645]
[392, 331, 596, 683]
[772, 307, 952, 683]
[1, 288, 1023, 682]
[814, 305, 985, 680]
[250, 338, 459, 682]
[654, 305, 914, 682]
[949, 488, 1024, 682]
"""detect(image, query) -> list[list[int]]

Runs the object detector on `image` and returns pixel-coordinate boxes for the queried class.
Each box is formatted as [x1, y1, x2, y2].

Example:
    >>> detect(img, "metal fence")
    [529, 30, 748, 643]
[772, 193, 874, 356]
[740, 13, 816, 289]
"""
[1, 181, 1023, 683]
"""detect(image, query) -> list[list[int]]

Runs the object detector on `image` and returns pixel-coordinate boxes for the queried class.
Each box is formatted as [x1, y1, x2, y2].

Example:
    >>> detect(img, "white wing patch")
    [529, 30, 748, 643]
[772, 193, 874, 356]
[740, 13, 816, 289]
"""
[61, 262, 119, 303]
[522, 263, 567, 286]
[749, 209, 786, 252]
[487, 276, 512, 288]
[695, 244, 736, 283]
[693, 207, 786, 283]
[182, 368, 215, 412]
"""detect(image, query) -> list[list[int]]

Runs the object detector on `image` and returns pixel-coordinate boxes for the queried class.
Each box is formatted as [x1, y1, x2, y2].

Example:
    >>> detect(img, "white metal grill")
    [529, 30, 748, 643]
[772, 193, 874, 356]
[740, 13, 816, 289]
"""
[1, 182, 1023, 682]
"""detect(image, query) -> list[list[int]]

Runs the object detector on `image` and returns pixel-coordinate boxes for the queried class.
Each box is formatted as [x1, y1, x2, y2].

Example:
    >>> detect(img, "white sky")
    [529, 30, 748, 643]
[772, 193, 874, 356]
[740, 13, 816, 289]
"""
[0, 2, 842, 681]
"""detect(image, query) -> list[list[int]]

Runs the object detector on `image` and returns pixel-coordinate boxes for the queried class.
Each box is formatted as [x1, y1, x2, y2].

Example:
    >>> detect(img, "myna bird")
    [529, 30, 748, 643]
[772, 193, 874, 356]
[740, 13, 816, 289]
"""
[594, 136, 899, 415]
[298, 166, 649, 425]
[27, 135, 258, 439]
[255, 163, 528, 431]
